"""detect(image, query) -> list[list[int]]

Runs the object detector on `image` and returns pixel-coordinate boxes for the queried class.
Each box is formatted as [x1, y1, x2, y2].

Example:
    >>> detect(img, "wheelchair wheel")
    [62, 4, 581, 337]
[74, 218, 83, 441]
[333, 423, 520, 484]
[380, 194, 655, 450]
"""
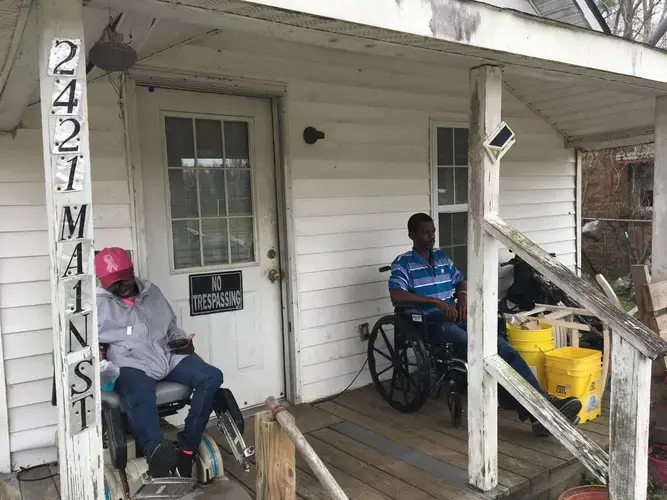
[367, 315, 430, 413]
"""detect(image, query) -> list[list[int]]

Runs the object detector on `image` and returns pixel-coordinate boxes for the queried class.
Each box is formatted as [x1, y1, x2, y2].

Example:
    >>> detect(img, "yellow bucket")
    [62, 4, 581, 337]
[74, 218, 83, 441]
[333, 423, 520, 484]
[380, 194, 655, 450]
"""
[506, 322, 554, 388]
[544, 347, 602, 423]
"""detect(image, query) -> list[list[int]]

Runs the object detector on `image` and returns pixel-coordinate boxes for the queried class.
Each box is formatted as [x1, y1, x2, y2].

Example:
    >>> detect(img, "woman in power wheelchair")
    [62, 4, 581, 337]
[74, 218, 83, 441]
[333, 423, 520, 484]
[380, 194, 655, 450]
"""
[92, 247, 253, 499]
[367, 213, 583, 436]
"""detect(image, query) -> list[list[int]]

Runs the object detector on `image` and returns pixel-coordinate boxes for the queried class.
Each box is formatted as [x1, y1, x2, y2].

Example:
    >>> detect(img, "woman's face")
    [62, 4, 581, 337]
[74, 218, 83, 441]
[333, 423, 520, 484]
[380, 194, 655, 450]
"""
[108, 279, 137, 299]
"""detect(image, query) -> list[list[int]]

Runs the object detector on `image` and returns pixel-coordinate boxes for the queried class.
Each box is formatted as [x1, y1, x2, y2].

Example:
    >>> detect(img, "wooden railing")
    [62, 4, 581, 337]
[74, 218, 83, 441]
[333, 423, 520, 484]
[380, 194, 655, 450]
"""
[468, 65, 667, 500]
[255, 397, 349, 500]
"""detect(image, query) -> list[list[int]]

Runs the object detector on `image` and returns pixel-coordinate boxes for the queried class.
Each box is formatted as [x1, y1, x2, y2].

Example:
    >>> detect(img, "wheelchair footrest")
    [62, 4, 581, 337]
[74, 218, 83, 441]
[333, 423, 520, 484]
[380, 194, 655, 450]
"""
[132, 475, 196, 499]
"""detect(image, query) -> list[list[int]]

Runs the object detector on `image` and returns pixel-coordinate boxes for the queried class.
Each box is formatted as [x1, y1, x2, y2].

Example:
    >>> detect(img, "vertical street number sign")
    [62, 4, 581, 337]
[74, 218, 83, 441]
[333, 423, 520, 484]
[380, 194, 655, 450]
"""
[47, 37, 98, 435]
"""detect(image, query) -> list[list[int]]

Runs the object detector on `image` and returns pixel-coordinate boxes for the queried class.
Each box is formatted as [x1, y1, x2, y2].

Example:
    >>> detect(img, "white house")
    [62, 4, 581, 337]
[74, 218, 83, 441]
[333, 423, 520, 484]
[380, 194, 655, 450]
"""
[1, 0, 666, 498]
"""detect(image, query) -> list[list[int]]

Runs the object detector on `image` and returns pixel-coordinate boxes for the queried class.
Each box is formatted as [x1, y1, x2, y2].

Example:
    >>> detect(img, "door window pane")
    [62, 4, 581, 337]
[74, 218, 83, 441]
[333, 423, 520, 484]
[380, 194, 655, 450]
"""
[229, 217, 254, 264]
[454, 167, 468, 204]
[224, 121, 250, 169]
[172, 220, 201, 269]
[195, 119, 223, 168]
[201, 218, 229, 267]
[168, 169, 199, 219]
[452, 212, 467, 246]
[164, 116, 256, 269]
[165, 117, 194, 167]
[199, 169, 226, 217]
[437, 168, 454, 205]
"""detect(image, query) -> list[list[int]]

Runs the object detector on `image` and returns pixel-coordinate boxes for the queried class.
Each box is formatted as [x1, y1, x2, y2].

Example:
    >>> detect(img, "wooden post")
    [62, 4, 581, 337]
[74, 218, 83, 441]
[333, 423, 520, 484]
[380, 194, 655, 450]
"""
[265, 397, 349, 500]
[37, 0, 103, 497]
[653, 96, 667, 281]
[609, 335, 651, 500]
[467, 64, 502, 492]
[255, 410, 296, 500]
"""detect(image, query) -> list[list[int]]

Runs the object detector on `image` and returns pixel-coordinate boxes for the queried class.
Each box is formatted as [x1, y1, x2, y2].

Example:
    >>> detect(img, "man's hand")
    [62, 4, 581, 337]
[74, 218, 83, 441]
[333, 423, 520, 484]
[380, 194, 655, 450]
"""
[456, 293, 468, 322]
[435, 300, 458, 321]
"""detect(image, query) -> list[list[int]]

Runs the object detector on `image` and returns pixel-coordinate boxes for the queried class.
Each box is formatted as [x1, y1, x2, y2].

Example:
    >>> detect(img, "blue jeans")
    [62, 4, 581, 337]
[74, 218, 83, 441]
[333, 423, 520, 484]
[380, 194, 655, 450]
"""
[429, 321, 547, 420]
[114, 355, 224, 455]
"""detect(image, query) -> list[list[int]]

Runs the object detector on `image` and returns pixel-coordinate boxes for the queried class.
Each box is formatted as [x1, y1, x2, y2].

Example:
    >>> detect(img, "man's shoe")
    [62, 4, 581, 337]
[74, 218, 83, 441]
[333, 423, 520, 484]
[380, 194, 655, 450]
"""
[175, 450, 195, 478]
[147, 439, 179, 478]
[532, 395, 582, 437]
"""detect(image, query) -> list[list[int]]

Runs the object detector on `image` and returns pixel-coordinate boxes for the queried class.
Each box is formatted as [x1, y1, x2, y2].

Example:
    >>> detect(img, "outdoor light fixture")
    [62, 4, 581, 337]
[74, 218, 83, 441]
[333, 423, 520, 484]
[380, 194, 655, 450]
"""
[483, 121, 515, 163]
[303, 126, 325, 144]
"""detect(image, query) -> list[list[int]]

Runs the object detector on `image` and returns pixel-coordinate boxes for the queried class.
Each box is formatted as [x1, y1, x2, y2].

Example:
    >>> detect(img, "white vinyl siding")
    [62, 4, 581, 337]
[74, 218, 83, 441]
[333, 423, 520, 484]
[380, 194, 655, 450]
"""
[0, 79, 132, 470]
[139, 31, 576, 402]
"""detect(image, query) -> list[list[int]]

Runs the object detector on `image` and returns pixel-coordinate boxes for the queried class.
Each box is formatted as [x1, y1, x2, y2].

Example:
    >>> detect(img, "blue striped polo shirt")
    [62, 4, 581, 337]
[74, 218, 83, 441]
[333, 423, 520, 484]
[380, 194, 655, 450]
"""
[388, 248, 464, 316]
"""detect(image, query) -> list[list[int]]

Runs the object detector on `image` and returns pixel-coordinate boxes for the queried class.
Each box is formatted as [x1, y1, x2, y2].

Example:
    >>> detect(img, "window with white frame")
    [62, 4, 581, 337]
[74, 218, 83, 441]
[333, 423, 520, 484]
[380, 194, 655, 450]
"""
[433, 125, 469, 275]
[164, 116, 255, 271]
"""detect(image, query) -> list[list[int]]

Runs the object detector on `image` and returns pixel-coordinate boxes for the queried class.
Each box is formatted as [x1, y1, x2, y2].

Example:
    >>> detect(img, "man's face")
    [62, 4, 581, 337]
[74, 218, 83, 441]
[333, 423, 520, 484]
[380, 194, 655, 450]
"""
[108, 279, 136, 299]
[410, 221, 436, 250]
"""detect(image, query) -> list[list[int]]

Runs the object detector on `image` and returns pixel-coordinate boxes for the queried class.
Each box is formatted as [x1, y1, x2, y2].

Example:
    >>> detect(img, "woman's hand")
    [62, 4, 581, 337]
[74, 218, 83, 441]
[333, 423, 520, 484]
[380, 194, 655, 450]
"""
[173, 333, 196, 355]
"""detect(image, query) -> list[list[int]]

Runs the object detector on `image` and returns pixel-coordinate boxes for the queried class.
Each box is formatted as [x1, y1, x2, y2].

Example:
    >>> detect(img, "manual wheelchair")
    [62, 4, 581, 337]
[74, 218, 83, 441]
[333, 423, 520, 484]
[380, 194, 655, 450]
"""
[366, 266, 469, 427]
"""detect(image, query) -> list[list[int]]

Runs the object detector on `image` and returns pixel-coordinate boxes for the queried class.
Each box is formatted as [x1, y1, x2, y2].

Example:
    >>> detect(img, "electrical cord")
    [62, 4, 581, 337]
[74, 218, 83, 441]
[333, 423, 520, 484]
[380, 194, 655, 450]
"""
[16, 462, 59, 483]
[317, 358, 368, 404]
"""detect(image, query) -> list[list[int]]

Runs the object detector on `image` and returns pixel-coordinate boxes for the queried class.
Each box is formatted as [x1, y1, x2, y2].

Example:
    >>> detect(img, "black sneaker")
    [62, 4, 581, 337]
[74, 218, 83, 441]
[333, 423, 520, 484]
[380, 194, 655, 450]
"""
[147, 439, 179, 478]
[175, 450, 195, 478]
[532, 396, 582, 437]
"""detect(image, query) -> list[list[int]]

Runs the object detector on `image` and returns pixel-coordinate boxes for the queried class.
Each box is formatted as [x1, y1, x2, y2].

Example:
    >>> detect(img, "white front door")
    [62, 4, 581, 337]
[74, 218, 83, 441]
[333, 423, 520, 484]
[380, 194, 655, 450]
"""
[137, 87, 285, 411]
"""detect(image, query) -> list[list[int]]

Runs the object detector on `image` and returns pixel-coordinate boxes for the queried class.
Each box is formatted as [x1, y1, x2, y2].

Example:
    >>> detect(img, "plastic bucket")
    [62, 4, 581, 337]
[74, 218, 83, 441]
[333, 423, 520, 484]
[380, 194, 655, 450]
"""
[506, 322, 554, 387]
[544, 346, 602, 423]
[557, 485, 608, 499]
[648, 445, 667, 490]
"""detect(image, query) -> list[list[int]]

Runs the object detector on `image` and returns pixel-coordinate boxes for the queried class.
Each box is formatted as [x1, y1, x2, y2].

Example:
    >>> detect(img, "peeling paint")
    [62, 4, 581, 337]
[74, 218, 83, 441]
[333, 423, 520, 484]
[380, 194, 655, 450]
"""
[395, 0, 480, 42]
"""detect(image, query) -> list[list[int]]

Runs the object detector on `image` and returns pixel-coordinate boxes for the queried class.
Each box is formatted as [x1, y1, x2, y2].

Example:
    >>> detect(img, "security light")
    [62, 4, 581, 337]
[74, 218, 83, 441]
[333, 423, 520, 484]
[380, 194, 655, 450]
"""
[483, 121, 515, 163]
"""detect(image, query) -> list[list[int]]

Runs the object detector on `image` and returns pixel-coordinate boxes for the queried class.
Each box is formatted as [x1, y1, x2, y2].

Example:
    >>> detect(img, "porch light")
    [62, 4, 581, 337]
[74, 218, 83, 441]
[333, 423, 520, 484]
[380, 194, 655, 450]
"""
[483, 121, 515, 163]
[303, 126, 325, 144]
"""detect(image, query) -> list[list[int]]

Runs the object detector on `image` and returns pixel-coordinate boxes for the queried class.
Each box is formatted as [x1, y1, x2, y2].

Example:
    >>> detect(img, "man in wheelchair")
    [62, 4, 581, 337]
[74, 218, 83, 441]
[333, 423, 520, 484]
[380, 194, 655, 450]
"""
[95, 247, 224, 479]
[388, 213, 582, 436]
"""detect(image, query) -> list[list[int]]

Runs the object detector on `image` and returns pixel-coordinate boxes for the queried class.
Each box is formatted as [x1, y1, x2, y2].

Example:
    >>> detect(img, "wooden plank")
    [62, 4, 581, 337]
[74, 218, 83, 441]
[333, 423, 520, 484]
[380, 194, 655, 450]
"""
[210, 423, 330, 500]
[485, 217, 667, 359]
[653, 95, 667, 282]
[311, 427, 487, 500]
[608, 334, 652, 500]
[467, 64, 502, 493]
[336, 390, 553, 481]
[255, 410, 297, 500]
[646, 281, 667, 313]
[37, 0, 103, 497]
[306, 435, 437, 500]
[287, 403, 344, 434]
[484, 354, 608, 484]
[314, 401, 516, 494]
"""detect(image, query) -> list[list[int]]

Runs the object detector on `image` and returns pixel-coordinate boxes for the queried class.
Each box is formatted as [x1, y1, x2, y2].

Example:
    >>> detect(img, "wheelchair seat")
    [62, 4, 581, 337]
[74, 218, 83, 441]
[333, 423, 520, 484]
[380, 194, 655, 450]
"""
[101, 381, 191, 412]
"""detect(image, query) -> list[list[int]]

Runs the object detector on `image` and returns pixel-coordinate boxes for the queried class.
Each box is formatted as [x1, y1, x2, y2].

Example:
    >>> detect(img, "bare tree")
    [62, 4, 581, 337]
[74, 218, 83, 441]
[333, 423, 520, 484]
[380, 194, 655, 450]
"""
[596, 0, 667, 45]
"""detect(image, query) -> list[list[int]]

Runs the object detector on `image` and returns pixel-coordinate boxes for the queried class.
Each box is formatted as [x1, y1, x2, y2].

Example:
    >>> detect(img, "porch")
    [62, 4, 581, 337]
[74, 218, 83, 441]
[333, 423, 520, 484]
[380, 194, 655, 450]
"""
[213, 385, 612, 500]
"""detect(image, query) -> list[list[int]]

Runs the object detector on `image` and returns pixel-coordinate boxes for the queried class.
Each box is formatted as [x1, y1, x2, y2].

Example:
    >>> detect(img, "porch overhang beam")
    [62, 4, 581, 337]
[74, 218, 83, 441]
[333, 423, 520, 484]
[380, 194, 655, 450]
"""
[566, 125, 655, 150]
[0, 0, 39, 132]
[93, 0, 667, 92]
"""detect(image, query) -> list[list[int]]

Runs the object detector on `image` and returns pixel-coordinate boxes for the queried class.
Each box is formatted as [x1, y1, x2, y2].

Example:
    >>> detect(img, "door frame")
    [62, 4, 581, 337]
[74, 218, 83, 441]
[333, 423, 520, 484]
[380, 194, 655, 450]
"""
[121, 73, 303, 405]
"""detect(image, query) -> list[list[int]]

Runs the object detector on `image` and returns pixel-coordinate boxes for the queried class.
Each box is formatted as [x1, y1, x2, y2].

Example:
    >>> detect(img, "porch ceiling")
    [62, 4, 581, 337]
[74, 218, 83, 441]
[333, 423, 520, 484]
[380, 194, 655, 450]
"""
[84, 0, 666, 151]
[0, 2, 216, 131]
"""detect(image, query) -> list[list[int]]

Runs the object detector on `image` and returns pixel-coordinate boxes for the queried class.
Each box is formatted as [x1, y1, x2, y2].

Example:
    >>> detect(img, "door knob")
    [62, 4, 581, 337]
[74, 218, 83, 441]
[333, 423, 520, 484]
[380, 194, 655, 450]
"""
[268, 269, 281, 283]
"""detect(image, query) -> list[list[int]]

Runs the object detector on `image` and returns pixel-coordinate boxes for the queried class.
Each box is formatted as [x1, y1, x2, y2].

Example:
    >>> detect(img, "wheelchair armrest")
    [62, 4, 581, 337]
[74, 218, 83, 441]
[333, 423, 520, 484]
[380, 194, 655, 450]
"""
[392, 301, 432, 310]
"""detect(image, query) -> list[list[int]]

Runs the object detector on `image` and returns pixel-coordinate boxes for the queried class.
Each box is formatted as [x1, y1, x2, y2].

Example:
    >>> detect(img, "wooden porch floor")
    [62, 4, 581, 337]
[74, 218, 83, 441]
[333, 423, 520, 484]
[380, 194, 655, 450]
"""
[211, 385, 611, 500]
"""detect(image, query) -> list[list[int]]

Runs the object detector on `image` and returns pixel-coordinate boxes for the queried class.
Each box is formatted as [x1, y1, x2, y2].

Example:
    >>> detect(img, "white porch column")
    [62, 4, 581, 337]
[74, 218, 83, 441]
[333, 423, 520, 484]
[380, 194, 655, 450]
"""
[653, 96, 667, 281]
[38, 0, 103, 497]
[467, 64, 502, 491]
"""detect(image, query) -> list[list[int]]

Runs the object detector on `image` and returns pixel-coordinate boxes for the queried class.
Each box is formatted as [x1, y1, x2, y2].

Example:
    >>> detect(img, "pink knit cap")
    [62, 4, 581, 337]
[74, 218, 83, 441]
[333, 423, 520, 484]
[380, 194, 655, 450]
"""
[95, 247, 134, 288]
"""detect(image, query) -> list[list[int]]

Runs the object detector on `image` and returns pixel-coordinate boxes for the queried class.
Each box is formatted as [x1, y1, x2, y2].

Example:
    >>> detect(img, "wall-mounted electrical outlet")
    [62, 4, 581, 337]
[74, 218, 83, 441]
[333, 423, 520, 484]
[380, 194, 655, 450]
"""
[359, 322, 370, 341]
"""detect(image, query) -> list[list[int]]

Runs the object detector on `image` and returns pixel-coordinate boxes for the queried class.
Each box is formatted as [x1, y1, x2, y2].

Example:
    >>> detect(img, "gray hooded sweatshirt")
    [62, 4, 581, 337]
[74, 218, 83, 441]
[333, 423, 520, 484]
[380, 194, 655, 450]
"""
[97, 279, 188, 380]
